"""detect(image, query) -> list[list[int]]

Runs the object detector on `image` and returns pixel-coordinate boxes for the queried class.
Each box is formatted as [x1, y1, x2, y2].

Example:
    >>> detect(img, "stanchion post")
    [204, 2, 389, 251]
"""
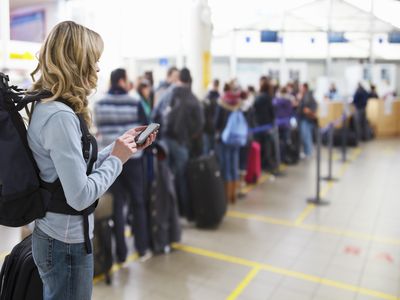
[307, 124, 329, 205]
[322, 124, 338, 182]
[341, 115, 348, 163]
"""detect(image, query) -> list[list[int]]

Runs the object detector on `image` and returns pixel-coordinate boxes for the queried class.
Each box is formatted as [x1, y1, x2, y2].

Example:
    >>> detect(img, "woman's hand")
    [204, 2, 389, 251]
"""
[111, 134, 138, 164]
[137, 132, 157, 150]
[125, 126, 158, 150]
[124, 126, 147, 138]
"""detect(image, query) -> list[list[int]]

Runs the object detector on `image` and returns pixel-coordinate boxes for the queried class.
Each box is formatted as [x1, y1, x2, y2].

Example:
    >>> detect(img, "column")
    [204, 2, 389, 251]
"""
[187, 0, 213, 98]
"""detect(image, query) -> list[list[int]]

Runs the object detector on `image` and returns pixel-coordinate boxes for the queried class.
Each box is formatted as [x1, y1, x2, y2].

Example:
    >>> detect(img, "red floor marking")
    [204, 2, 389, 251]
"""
[376, 253, 394, 264]
[344, 246, 361, 256]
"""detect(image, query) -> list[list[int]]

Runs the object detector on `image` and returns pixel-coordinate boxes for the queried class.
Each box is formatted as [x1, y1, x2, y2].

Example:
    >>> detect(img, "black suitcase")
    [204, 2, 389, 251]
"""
[187, 155, 227, 228]
[0, 235, 43, 300]
[284, 128, 300, 165]
[93, 194, 113, 285]
[322, 128, 359, 147]
[148, 144, 181, 254]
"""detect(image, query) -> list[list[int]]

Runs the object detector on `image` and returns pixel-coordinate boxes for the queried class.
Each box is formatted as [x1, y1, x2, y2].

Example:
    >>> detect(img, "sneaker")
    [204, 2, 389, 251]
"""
[139, 250, 153, 262]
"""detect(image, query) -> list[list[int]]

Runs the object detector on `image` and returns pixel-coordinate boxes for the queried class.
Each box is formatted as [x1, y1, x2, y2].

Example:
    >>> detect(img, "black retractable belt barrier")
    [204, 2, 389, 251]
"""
[322, 124, 338, 182]
[307, 125, 330, 205]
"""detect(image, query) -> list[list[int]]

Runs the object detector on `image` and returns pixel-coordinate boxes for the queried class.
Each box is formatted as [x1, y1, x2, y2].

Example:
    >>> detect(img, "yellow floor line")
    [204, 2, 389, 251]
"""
[93, 252, 139, 285]
[228, 211, 400, 246]
[294, 204, 316, 226]
[173, 243, 397, 300]
[125, 228, 132, 238]
[293, 147, 362, 226]
[240, 173, 270, 194]
[226, 267, 261, 300]
[227, 211, 293, 227]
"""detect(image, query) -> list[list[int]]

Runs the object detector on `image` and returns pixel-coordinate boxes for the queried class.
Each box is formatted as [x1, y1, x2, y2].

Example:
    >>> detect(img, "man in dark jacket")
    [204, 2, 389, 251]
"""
[353, 83, 369, 140]
[298, 83, 318, 158]
[165, 68, 204, 220]
[94, 68, 152, 262]
[254, 78, 276, 172]
[203, 79, 220, 154]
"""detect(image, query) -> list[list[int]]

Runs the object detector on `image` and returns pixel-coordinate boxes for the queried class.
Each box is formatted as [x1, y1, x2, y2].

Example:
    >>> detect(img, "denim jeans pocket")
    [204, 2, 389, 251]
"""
[32, 228, 54, 274]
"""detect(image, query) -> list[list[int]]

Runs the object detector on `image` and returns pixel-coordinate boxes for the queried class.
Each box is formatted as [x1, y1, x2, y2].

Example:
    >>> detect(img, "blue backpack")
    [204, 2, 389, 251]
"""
[221, 110, 249, 146]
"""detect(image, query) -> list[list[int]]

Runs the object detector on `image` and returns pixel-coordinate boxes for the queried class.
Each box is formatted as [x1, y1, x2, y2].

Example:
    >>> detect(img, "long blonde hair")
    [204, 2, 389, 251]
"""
[30, 21, 104, 126]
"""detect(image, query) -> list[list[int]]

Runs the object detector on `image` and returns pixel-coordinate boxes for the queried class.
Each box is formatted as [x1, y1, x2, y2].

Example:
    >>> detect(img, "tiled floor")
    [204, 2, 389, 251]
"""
[1, 139, 399, 300]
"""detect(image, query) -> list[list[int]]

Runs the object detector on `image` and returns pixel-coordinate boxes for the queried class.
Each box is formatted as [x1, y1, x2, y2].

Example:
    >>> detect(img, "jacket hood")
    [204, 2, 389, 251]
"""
[218, 97, 241, 111]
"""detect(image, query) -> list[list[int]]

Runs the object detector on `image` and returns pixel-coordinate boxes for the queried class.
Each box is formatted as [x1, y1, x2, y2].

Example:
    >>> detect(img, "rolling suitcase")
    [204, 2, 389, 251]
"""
[187, 155, 227, 228]
[0, 235, 43, 300]
[284, 128, 300, 165]
[148, 143, 181, 254]
[93, 193, 114, 285]
[245, 141, 261, 184]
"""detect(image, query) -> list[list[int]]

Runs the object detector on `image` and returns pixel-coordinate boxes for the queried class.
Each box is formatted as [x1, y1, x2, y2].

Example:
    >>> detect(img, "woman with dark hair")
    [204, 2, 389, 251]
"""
[137, 79, 152, 122]
[254, 78, 276, 172]
[215, 81, 245, 204]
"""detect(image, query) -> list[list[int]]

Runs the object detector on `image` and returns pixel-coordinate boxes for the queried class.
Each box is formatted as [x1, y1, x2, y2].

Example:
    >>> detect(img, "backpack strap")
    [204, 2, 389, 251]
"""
[43, 98, 98, 254]
[76, 114, 98, 253]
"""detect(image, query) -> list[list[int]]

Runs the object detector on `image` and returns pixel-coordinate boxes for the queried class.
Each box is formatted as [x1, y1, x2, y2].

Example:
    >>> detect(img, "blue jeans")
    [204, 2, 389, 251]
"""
[203, 133, 216, 155]
[165, 139, 191, 219]
[32, 227, 93, 300]
[300, 119, 314, 156]
[218, 143, 240, 181]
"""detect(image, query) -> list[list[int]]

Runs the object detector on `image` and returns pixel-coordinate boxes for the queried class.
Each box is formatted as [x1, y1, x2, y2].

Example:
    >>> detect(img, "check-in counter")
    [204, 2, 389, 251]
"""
[318, 101, 344, 128]
[367, 99, 400, 137]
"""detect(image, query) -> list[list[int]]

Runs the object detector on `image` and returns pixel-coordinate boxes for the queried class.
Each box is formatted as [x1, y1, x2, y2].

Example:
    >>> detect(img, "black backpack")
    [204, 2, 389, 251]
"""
[0, 235, 42, 300]
[0, 73, 97, 235]
[0, 74, 98, 299]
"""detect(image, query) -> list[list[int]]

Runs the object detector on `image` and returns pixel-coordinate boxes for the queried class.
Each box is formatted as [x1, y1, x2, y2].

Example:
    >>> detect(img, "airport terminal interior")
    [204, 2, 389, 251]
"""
[1, 0, 400, 299]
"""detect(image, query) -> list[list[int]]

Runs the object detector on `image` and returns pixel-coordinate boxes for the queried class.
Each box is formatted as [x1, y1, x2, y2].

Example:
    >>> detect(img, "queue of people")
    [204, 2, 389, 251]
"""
[91, 64, 325, 270]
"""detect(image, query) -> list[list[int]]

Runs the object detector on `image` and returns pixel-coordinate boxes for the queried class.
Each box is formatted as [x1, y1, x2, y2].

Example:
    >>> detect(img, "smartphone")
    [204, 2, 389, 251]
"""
[135, 123, 160, 145]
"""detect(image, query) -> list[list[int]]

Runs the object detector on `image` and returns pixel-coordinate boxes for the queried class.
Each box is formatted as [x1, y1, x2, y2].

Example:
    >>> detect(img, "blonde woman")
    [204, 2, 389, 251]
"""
[27, 21, 156, 300]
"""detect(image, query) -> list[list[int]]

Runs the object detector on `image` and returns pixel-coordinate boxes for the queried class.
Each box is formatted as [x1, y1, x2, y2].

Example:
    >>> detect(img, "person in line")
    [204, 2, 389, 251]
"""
[203, 78, 221, 154]
[137, 78, 153, 122]
[154, 66, 180, 107]
[215, 82, 244, 204]
[151, 70, 181, 139]
[368, 84, 379, 99]
[28, 21, 156, 300]
[353, 83, 370, 141]
[254, 78, 276, 172]
[238, 88, 256, 195]
[273, 86, 294, 162]
[143, 71, 155, 108]
[95, 69, 153, 263]
[297, 83, 318, 158]
[165, 68, 204, 220]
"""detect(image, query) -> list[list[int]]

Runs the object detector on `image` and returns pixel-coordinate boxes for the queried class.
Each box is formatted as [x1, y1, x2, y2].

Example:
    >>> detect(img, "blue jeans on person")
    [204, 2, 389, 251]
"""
[203, 133, 216, 155]
[32, 227, 93, 300]
[165, 138, 191, 219]
[300, 119, 314, 157]
[218, 142, 240, 181]
[110, 157, 150, 258]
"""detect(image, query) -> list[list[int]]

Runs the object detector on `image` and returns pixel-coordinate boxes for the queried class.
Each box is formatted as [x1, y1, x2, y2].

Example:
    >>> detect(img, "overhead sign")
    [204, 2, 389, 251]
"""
[388, 31, 400, 43]
[260, 31, 278, 43]
[328, 32, 348, 43]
